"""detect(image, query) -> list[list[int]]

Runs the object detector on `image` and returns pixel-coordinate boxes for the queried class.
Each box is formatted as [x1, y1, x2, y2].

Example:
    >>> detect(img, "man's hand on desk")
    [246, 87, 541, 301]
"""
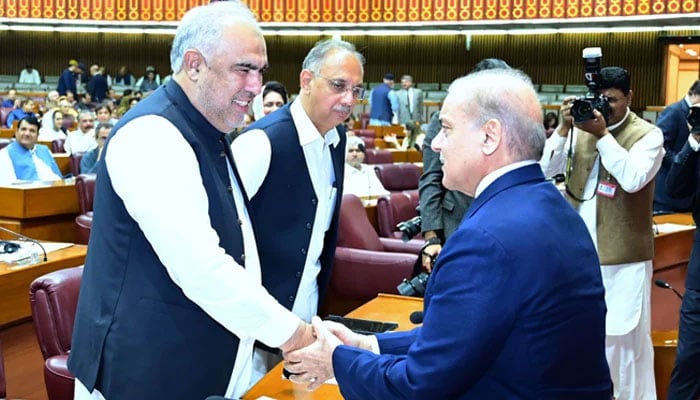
[285, 316, 343, 391]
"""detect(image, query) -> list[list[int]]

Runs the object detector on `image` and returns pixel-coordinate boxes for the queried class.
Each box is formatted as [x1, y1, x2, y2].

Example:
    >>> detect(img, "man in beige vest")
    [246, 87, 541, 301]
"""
[540, 66, 664, 400]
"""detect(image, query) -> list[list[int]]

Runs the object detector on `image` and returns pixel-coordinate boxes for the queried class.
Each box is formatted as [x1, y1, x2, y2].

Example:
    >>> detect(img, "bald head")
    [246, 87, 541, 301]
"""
[447, 68, 545, 162]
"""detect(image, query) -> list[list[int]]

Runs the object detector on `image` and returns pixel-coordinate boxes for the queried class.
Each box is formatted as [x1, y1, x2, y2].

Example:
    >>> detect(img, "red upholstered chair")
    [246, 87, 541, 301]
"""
[51, 138, 65, 153]
[325, 194, 422, 315]
[69, 151, 85, 176]
[0, 138, 11, 150]
[75, 174, 97, 245]
[364, 149, 393, 164]
[373, 163, 422, 192]
[0, 107, 12, 127]
[0, 337, 6, 400]
[359, 112, 370, 129]
[353, 128, 376, 139]
[30, 266, 83, 400]
[361, 136, 375, 150]
[376, 191, 423, 240]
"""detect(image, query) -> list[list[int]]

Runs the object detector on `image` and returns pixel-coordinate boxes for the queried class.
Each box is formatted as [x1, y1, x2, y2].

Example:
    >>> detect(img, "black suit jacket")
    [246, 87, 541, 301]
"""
[418, 111, 472, 240]
[655, 98, 694, 212]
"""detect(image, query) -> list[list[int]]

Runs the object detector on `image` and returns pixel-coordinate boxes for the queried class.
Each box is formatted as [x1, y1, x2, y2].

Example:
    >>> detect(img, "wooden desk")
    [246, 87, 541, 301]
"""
[243, 294, 421, 399]
[649, 213, 694, 399]
[0, 181, 80, 243]
[53, 153, 71, 175]
[0, 244, 86, 326]
[387, 149, 422, 163]
[0, 128, 12, 139]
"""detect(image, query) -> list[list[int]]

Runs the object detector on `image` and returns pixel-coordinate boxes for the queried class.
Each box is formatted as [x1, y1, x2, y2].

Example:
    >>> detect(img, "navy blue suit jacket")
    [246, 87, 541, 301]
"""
[655, 98, 694, 212]
[332, 164, 611, 399]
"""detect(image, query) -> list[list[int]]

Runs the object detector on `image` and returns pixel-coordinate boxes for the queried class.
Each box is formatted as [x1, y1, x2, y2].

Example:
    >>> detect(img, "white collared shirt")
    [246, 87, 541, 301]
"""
[232, 99, 340, 324]
[0, 146, 62, 184]
[64, 129, 97, 155]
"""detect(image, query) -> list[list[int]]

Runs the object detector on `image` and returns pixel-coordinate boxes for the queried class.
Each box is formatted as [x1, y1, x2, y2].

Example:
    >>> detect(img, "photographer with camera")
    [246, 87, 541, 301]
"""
[540, 54, 664, 400]
[665, 104, 700, 400]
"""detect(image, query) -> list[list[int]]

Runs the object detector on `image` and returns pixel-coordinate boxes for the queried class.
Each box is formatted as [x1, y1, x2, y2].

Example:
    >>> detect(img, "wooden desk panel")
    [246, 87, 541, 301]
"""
[653, 330, 678, 400]
[0, 181, 79, 219]
[0, 128, 12, 139]
[0, 182, 80, 242]
[243, 294, 421, 400]
[0, 244, 87, 326]
[53, 153, 71, 176]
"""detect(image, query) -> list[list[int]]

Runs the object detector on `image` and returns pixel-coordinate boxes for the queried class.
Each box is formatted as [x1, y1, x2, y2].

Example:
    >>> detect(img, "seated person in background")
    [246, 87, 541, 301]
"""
[113, 65, 135, 87]
[138, 66, 160, 93]
[18, 64, 41, 85]
[1, 89, 17, 108]
[95, 103, 118, 125]
[38, 110, 67, 142]
[0, 116, 62, 184]
[343, 135, 389, 198]
[344, 113, 357, 135]
[80, 122, 112, 174]
[76, 93, 95, 112]
[543, 111, 558, 138]
[260, 81, 288, 117]
[6, 98, 36, 128]
[64, 110, 97, 155]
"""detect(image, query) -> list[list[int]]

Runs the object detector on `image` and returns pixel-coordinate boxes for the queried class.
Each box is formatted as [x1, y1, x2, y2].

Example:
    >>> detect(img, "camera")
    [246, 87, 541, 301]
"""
[397, 271, 430, 297]
[570, 47, 611, 124]
[688, 106, 700, 134]
[396, 216, 422, 242]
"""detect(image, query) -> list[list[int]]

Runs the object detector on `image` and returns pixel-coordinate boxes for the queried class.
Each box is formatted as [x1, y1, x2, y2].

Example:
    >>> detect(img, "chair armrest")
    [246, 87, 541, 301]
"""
[44, 354, 75, 400]
[330, 247, 417, 302]
[380, 238, 423, 254]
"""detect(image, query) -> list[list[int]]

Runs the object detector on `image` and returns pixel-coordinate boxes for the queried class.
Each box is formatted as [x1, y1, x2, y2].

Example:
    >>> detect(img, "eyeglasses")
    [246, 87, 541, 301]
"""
[315, 74, 365, 100]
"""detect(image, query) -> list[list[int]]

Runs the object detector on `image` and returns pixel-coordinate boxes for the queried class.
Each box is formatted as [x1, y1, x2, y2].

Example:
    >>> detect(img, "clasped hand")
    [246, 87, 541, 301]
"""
[283, 316, 371, 391]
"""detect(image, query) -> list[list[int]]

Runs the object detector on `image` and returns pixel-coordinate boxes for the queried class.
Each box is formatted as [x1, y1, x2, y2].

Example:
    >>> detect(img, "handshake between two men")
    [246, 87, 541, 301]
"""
[283, 316, 372, 391]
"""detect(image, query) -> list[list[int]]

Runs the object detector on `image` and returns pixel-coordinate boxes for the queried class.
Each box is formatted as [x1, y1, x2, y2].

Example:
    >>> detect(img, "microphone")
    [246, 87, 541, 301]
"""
[409, 311, 424, 324]
[655, 279, 683, 300]
[0, 225, 47, 262]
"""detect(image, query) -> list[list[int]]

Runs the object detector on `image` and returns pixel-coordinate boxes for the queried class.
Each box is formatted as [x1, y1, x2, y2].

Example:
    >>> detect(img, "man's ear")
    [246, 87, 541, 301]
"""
[183, 50, 205, 79]
[481, 119, 502, 156]
[299, 69, 314, 95]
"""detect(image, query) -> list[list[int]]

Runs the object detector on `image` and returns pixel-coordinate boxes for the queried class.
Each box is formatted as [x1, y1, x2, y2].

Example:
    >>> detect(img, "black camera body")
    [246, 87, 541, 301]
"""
[396, 215, 422, 242]
[688, 106, 700, 134]
[397, 271, 430, 297]
[570, 47, 611, 125]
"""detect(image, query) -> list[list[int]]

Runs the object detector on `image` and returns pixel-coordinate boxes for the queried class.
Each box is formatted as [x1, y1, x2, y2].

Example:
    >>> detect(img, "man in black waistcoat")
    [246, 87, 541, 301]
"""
[68, 2, 315, 399]
[231, 38, 365, 381]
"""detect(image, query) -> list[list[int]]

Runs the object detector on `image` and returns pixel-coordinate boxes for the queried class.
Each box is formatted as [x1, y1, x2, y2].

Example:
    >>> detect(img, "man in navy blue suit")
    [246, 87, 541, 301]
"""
[654, 79, 700, 213]
[285, 68, 612, 399]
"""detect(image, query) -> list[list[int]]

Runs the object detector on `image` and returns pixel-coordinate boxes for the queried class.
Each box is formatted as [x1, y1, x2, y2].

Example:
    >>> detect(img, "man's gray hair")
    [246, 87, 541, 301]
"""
[170, 1, 259, 74]
[447, 68, 545, 161]
[302, 39, 365, 75]
[78, 109, 95, 121]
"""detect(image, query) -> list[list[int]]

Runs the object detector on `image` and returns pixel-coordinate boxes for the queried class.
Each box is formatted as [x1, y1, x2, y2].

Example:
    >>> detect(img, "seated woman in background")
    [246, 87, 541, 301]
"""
[544, 111, 558, 138]
[38, 110, 67, 142]
[260, 81, 288, 117]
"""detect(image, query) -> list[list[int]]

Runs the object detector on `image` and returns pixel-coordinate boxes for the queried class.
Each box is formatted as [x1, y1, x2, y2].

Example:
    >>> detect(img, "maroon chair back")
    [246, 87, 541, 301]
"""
[51, 138, 65, 153]
[75, 174, 96, 214]
[359, 112, 370, 129]
[376, 191, 421, 239]
[364, 149, 392, 164]
[0, 138, 11, 150]
[30, 266, 83, 360]
[61, 115, 75, 131]
[361, 136, 375, 149]
[70, 151, 85, 176]
[30, 266, 83, 400]
[75, 174, 96, 245]
[0, 337, 5, 400]
[353, 128, 376, 139]
[0, 107, 12, 127]
[337, 194, 383, 251]
[374, 163, 422, 191]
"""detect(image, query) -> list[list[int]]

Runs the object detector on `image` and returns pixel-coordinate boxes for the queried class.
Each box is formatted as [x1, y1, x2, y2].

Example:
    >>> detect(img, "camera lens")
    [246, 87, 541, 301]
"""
[396, 272, 430, 297]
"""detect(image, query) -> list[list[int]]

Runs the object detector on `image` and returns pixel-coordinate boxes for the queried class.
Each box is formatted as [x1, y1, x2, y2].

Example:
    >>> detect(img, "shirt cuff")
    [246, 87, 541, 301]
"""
[368, 335, 381, 354]
[689, 134, 700, 152]
[253, 306, 303, 348]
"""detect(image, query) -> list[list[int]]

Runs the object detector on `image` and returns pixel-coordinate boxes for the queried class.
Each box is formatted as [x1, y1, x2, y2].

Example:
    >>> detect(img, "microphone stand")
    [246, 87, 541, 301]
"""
[0, 225, 48, 262]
